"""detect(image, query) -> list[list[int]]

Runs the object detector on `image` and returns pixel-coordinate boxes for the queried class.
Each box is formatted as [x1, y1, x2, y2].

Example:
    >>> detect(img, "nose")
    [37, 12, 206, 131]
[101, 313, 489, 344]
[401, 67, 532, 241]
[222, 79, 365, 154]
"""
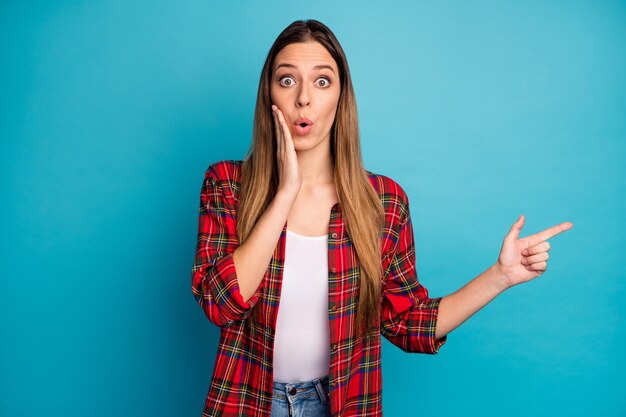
[296, 84, 310, 108]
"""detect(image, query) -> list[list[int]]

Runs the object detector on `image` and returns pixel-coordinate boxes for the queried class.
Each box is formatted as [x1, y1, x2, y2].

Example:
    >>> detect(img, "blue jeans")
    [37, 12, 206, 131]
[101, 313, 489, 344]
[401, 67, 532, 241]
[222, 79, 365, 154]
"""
[270, 375, 330, 417]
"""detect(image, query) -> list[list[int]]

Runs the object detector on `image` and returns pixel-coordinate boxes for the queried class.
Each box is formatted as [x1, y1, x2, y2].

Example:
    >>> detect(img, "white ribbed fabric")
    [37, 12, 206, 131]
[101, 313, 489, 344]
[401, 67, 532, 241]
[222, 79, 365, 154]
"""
[272, 229, 330, 383]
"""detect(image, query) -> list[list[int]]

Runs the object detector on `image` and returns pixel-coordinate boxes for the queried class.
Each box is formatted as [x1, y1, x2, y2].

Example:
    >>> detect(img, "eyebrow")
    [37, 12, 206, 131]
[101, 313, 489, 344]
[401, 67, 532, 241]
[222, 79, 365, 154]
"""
[275, 63, 336, 74]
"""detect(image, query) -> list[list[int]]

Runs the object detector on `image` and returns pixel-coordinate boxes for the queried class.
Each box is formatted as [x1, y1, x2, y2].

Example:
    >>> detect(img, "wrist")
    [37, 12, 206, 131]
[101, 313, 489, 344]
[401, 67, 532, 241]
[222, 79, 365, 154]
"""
[275, 189, 297, 205]
[490, 263, 514, 292]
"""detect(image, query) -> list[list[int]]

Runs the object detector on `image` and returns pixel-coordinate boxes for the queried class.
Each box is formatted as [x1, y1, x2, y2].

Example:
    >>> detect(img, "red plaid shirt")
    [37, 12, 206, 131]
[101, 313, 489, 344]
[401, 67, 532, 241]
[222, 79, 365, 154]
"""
[191, 159, 447, 417]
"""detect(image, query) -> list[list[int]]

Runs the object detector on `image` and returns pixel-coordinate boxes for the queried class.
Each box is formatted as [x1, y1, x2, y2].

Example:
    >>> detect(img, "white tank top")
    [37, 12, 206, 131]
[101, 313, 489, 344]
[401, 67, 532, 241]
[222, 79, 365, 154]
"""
[272, 229, 330, 383]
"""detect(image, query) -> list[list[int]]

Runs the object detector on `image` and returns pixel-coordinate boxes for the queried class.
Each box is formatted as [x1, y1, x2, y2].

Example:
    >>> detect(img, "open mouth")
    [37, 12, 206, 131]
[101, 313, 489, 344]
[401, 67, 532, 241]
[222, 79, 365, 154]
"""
[294, 119, 313, 134]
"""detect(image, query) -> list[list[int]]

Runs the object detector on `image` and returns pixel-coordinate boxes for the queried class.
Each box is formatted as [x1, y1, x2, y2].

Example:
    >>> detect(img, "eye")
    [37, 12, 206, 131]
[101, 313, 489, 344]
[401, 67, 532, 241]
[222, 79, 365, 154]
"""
[278, 75, 295, 87]
[316, 77, 331, 87]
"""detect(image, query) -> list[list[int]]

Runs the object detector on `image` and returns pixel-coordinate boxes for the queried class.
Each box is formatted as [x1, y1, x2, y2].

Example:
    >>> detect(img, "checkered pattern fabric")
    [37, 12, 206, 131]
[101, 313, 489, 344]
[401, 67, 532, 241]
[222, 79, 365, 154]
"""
[192, 159, 447, 416]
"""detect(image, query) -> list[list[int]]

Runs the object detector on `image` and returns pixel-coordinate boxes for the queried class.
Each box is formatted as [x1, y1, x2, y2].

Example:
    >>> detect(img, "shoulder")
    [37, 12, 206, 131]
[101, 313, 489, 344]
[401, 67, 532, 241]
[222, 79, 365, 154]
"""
[203, 160, 244, 208]
[365, 169, 411, 220]
[205, 159, 244, 184]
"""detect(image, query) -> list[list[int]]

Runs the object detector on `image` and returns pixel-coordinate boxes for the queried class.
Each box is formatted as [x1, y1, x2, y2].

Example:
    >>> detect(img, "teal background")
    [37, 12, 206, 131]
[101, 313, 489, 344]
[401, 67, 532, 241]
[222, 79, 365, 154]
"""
[2, 1, 624, 416]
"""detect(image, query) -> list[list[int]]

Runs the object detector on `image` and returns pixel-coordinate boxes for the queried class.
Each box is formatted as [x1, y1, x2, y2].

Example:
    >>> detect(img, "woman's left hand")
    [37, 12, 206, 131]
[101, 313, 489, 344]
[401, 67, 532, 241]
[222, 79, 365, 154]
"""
[496, 214, 573, 288]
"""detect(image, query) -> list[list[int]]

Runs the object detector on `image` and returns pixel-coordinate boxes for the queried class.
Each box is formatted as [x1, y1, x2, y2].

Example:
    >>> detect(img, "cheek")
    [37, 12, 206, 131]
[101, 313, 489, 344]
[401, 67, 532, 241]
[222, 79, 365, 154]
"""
[270, 91, 290, 110]
[269, 84, 282, 103]
[323, 99, 339, 122]
[325, 91, 340, 115]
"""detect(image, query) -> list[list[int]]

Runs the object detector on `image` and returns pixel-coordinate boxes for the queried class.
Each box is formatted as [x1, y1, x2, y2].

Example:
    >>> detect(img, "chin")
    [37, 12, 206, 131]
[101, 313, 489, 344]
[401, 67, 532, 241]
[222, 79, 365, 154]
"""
[293, 139, 320, 151]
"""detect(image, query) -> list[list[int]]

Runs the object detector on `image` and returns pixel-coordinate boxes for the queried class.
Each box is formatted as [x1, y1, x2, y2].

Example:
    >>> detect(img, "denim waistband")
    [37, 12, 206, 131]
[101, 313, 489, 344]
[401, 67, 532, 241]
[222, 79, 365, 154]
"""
[272, 375, 329, 403]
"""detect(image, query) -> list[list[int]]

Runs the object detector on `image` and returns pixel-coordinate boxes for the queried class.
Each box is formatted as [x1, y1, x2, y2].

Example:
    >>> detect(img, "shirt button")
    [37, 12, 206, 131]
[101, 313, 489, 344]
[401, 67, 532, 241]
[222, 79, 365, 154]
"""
[330, 305, 337, 312]
[332, 343, 337, 351]
[330, 267, 336, 273]
[331, 232, 337, 238]
[289, 387, 297, 395]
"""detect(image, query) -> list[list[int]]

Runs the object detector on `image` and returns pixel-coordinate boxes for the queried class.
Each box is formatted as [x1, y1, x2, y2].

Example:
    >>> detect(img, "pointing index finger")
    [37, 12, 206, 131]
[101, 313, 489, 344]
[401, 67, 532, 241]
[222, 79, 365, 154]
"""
[528, 221, 574, 245]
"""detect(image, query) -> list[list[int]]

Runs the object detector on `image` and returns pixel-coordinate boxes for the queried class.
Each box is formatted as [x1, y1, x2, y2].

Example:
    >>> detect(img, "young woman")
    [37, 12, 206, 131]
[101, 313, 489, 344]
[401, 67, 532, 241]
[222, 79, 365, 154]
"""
[191, 19, 573, 417]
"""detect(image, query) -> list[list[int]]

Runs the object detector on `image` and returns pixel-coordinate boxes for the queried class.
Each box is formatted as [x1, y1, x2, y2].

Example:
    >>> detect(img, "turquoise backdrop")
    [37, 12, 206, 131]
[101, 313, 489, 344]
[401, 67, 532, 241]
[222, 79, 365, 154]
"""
[2, 1, 624, 416]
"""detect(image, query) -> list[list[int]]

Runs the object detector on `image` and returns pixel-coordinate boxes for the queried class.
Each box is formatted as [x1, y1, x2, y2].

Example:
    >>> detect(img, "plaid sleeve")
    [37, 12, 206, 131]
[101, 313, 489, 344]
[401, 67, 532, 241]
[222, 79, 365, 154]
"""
[191, 165, 262, 328]
[380, 196, 447, 354]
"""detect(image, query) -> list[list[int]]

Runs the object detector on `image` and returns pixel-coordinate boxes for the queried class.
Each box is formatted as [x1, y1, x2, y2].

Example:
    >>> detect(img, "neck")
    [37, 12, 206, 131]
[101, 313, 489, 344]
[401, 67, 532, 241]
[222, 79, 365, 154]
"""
[295, 138, 334, 188]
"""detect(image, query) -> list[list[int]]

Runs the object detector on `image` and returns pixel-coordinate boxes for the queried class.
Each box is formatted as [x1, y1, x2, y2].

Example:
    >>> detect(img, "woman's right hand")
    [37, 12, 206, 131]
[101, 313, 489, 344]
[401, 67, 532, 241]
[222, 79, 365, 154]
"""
[272, 104, 301, 198]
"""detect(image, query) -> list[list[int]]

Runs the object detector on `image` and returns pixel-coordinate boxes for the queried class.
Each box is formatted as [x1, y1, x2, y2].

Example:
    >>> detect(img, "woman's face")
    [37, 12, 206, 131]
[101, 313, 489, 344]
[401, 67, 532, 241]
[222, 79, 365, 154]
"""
[270, 41, 341, 151]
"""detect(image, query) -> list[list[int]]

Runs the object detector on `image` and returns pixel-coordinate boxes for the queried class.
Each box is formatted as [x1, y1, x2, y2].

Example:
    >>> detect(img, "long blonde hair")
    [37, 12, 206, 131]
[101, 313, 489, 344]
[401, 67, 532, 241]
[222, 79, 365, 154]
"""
[237, 19, 385, 340]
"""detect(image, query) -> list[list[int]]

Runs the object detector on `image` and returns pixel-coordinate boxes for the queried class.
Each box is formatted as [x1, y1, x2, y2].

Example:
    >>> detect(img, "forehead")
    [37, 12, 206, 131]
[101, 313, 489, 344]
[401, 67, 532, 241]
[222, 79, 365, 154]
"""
[273, 41, 338, 72]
